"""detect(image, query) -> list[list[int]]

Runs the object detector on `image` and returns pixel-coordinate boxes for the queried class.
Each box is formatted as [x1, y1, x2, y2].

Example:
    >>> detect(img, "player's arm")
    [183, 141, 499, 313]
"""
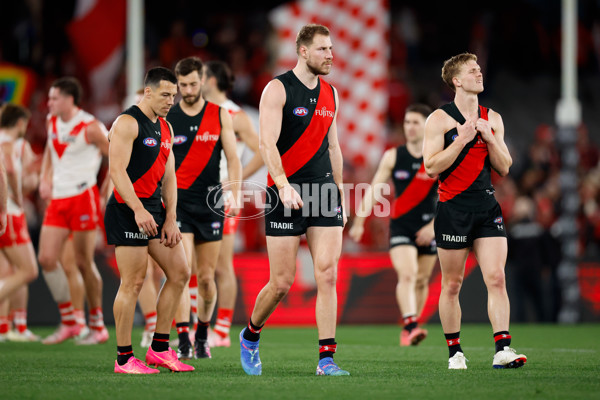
[159, 121, 181, 247]
[477, 110, 512, 177]
[87, 120, 112, 203]
[21, 140, 40, 195]
[259, 79, 303, 209]
[1, 141, 21, 207]
[0, 152, 7, 236]
[38, 123, 53, 201]
[233, 110, 263, 180]
[349, 148, 395, 242]
[221, 108, 242, 216]
[327, 87, 347, 225]
[109, 114, 158, 236]
[423, 109, 476, 177]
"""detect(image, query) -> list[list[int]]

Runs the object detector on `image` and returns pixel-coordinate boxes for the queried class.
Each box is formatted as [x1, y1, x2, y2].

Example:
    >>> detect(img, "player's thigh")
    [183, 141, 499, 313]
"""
[181, 233, 196, 273]
[389, 245, 419, 278]
[37, 226, 70, 266]
[437, 247, 469, 281]
[114, 246, 150, 283]
[473, 236, 508, 283]
[71, 229, 97, 267]
[2, 243, 38, 277]
[417, 254, 438, 281]
[305, 226, 342, 269]
[216, 234, 235, 273]
[148, 239, 189, 282]
[266, 235, 301, 285]
[0, 249, 11, 277]
[194, 240, 221, 276]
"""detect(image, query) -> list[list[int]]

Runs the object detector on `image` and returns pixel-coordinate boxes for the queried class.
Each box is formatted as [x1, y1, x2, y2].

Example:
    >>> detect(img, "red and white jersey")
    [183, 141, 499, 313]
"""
[47, 109, 106, 199]
[0, 134, 25, 215]
[219, 99, 247, 181]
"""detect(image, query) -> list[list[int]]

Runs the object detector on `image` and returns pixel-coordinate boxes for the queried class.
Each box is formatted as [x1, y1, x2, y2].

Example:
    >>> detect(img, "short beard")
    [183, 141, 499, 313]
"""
[306, 61, 330, 76]
[183, 92, 202, 106]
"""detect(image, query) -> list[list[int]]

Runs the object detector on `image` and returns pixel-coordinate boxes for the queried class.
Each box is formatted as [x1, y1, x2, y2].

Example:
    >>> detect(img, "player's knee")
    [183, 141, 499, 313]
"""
[442, 278, 463, 296]
[37, 252, 58, 271]
[485, 270, 506, 290]
[316, 266, 337, 288]
[25, 266, 39, 283]
[272, 279, 293, 300]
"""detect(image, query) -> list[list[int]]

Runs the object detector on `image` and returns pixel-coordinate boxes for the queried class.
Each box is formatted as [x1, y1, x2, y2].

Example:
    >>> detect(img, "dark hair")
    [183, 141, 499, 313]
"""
[441, 52, 478, 91]
[51, 77, 83, 106]
[144, 67, 177, 88]
[296, 24, 330, 55]
[174, 57, 203, 78]
[0, 103, 31, 128]
[204, 61, 235, 92]
[405, 103, 432, 119]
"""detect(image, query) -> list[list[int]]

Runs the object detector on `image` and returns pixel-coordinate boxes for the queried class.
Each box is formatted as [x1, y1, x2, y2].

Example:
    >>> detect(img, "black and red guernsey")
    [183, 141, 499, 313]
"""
[438, 102, 497, 211]
[390, 146, 438, 222]
[167, 101, 223, 200]
[112, 105, 172, 204]
[266, 70, 336, 187]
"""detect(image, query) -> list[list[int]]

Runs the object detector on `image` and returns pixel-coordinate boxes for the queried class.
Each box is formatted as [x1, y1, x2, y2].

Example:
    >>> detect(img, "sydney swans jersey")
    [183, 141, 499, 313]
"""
[266, 70, 336, 186]
[390, 146, 438, 223]
[47, 109, 105, 199]
[0, 135, 25, 214]
[168, 101, 223, 199]
[110, 106, 172, 205]
[438, 102, 497, 211]
[218, 99, 246, 181]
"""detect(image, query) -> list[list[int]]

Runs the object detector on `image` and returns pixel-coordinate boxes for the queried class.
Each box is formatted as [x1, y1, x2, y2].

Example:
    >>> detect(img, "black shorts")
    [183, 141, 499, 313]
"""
[177, 190, 224, 242]
[434, 201, 506, 249]
[389, 218, 437, 255]
[265, 175, 344, 236]
[104, 200, 164, 247]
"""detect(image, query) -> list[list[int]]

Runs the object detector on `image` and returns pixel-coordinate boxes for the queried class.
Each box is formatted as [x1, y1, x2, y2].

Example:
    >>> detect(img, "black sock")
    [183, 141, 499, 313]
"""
[494, 331, 511, 353]
[403, 315, 418, 333]
[151, 332, 169, 352]
[195, 320, 209, 342]
[176, 322, 190, 345]
[445, 332, 463, 358]
[117, 345, 134, 366]
[319, 338, 337, 360]
[242, 319, 263, 342]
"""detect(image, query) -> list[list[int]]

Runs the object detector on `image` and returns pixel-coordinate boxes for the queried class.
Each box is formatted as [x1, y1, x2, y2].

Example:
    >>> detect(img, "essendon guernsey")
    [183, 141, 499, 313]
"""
[437, 102, 496, 211]
[167, 102, 223, 199]
[266, 70, 336, 186]
[111, 105, 172, 205]
[390, 146, 437, 222]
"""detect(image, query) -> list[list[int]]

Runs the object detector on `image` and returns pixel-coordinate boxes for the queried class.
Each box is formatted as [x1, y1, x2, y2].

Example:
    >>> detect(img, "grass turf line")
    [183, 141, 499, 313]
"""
[0, 324, 599, 400]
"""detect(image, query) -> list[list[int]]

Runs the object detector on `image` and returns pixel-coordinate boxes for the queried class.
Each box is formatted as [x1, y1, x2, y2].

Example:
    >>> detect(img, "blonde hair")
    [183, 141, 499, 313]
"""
[441, 52, 478, 92]
[296, 24, 330, 55]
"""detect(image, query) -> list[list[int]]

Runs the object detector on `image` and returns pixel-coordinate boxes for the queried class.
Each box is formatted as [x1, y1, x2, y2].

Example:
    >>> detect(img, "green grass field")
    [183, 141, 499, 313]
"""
[1, 324, 599, 400]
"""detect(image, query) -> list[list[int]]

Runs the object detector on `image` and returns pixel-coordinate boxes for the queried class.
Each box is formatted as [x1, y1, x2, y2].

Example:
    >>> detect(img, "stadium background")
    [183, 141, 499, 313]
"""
[1, 0, 599, 327]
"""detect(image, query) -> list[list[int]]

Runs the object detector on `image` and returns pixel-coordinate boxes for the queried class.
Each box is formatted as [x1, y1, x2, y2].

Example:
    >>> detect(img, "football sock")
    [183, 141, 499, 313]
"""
[176, 322, 190, 345]
[151, 332, 170, 352]
[58, 302, 76, 326]
[90, 307, 105, 331]
[195, 320, 209, 341]
[242, 319, 263, 342]
[13, 309, 27, 333]
[494, 331, 511, 353]
[403, 315, 418, 333]
[214, 308, 233, 338]
[445, 332, 463, 358]
[117, 345, 134, 365]
[319, 338, 337, 360]
[144, 311, 157, 332]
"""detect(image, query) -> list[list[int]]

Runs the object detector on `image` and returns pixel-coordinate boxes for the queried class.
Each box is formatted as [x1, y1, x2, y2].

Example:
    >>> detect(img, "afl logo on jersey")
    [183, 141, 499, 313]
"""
[394, 170, 410, 180]
[293, 107, 309, 117]
[494, 217, 503, 224]
[143, 137, 158, 147]
[211, 222, 221, 229]
[452, 134, 458, 141]
[173, 135, 187, 145]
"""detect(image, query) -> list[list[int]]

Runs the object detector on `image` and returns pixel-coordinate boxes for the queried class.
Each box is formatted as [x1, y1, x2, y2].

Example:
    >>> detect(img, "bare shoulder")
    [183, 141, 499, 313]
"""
[109, 114, 138, 141]
[425, 109, 454, 133]
[487, 108, 504, 125]
[382, 147, 397, 166]
[261, 79, 286, 103]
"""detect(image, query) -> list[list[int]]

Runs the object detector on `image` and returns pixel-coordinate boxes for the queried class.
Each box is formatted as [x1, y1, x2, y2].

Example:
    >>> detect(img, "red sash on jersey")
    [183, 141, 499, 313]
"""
[176, 102, 221, 190]
[390, 163, 436, 219]
[267, 77, 335, 187]
[50, 115, 90, 158]
[114, 117, 171, 202]
[438, 105, 492, 202]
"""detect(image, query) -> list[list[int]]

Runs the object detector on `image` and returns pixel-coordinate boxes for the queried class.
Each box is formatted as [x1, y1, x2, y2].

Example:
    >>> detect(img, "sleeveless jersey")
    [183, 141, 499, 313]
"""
[110, 105, 172, 205]
[438, 102, 497, 211]
[266, 70, 336, 186]
[168, 101, 223, 199]
[47, 109, 105, 199]
[390, 146, 438, 223]
[218, 99, 246, 181]
[0, 134, 25, 215]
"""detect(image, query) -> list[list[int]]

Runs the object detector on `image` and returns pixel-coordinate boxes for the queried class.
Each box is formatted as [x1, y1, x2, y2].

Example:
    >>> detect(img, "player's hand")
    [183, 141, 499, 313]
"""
[476, 118, 494, 143]
[223, 191, 241, 217]
[0, 211, 6, 237]
[348, 222, 364, 242]
[456, 120, 477, 144]
[39, 179, 52, 201]
[134, 207, 158, 237]
[279, 184, 303, 210]
[160, 215, 181, 248]
[415, 223, 435, 247]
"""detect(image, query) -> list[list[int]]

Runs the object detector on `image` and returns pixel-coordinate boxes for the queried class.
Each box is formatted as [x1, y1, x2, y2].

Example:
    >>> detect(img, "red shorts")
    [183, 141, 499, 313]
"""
[0, 213, 31, 247]
[43, 186, 101, 231]
[223, 212, 241, 235]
